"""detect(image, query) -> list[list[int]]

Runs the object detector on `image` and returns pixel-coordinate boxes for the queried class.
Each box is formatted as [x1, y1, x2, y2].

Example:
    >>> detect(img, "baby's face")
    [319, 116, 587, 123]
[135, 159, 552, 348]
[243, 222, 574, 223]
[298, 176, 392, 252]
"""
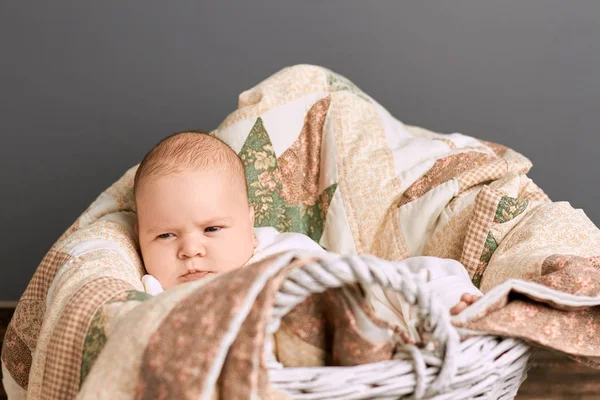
[135, 168, 257, 290]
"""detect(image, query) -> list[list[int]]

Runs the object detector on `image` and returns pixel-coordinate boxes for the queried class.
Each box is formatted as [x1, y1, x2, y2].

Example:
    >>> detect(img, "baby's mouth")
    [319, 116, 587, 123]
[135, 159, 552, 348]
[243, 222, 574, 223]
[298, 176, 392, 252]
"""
[180, 271, 212, 282]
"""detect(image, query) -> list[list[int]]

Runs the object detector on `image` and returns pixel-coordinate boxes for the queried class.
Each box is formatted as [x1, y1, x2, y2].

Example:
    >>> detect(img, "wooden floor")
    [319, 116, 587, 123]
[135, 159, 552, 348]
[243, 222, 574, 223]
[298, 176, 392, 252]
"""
[515, 349, 600, 400]
[1, 307, 599, 399]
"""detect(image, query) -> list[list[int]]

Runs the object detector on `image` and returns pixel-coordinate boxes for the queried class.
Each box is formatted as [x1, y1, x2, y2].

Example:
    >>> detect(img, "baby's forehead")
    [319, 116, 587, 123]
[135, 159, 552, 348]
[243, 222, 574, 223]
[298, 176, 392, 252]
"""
[141, 166, 245, 194]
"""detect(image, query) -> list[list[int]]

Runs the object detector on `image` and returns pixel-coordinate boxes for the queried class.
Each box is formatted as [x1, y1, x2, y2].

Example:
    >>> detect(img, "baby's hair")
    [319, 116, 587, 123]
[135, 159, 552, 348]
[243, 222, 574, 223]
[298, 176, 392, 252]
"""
[133, 131, 248, 199]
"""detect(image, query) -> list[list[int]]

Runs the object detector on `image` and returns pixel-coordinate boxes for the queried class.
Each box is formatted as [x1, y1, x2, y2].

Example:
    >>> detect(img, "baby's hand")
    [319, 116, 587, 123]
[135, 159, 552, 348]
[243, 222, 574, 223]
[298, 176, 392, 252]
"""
[450, 293, 481, 315]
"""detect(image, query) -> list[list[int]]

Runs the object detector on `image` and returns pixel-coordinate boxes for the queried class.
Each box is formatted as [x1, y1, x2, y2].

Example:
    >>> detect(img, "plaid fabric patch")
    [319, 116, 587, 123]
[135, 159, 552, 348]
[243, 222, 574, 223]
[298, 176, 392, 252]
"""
[460, 186, 504, 277]
[41, 276, 133, 399]
[456, 159, 508, 194]
[21, 250, 73, 302]
[1, 250, 74, 391]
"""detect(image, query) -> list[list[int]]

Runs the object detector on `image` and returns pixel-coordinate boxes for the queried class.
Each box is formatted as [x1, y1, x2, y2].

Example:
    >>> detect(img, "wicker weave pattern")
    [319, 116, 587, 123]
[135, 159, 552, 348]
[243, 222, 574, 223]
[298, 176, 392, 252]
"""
[266, 254, 531, 400]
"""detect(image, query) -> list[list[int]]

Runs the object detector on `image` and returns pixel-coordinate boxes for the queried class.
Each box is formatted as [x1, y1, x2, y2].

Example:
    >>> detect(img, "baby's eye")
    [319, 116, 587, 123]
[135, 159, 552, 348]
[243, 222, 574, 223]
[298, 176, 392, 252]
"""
[205, 226, 221, 233]
[157, 233, 175, 239]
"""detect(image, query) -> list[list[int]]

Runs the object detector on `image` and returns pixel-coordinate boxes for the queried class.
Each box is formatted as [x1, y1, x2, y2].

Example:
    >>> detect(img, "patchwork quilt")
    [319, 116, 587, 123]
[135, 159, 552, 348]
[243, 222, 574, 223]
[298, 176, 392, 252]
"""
[2, 64, 599, 399]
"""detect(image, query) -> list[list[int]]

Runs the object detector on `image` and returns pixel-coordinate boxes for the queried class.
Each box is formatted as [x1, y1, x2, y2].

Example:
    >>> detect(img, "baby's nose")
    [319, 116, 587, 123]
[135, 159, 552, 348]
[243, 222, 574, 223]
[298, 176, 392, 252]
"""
[178, 241, 206, 259]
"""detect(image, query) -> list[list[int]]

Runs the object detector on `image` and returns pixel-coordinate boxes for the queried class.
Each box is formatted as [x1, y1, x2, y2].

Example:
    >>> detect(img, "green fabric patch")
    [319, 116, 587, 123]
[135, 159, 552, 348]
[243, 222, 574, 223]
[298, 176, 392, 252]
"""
[471, 272, 483, 289]
[240, 117, 336, 243]
[327, 72, 370, 101]
[80, 290, 150, 386]
[118, 290, 152, 303]
[494, 196, 529, 224]
[480, 233, 499, 264]
[472, 234, 499, 288]
[80, 309, 107, 385]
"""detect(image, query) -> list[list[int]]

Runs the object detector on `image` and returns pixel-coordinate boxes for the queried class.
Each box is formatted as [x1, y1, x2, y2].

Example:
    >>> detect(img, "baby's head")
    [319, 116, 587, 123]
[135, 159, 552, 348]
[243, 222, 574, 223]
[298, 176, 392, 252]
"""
[134, 132, 257, 290]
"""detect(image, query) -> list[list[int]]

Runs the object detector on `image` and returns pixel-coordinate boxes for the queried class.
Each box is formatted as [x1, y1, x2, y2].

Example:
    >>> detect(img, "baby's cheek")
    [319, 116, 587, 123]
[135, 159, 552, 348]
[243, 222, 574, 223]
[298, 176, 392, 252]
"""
[143, 251, 169, 280]
[160, 278, 177, 290]
[144, 263, 163, 285]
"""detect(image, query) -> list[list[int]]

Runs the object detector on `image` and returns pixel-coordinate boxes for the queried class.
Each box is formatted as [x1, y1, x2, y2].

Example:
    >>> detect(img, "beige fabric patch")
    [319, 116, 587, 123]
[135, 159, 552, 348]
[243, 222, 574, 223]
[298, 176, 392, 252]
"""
[329, 92, 407, 259]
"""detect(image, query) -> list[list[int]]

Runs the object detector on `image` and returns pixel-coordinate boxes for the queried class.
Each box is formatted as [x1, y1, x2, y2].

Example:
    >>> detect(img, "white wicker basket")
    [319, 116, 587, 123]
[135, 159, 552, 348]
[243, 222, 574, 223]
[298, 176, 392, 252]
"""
[265, 254, 532, 400]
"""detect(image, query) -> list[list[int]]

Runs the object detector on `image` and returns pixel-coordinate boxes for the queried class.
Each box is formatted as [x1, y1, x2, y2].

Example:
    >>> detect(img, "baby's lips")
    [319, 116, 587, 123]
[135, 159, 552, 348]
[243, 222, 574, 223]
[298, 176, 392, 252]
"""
[179, 270, 212, 282]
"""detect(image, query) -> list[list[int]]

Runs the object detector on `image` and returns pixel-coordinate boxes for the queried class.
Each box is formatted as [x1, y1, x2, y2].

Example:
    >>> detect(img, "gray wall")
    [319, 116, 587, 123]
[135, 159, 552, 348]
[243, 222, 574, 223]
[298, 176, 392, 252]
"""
[1, 1, 599, 301]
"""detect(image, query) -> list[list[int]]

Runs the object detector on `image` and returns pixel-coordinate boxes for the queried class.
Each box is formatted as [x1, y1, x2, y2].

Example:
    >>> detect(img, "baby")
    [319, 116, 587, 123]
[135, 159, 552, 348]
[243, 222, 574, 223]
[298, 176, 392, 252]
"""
[134, 132, 481, 326]
[134, 131, 329, 292]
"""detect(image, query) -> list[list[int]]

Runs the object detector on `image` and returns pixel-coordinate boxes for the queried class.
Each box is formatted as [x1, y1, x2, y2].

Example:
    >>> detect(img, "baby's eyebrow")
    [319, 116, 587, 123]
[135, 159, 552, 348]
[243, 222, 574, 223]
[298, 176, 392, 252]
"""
[201, 217, 234, 226]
